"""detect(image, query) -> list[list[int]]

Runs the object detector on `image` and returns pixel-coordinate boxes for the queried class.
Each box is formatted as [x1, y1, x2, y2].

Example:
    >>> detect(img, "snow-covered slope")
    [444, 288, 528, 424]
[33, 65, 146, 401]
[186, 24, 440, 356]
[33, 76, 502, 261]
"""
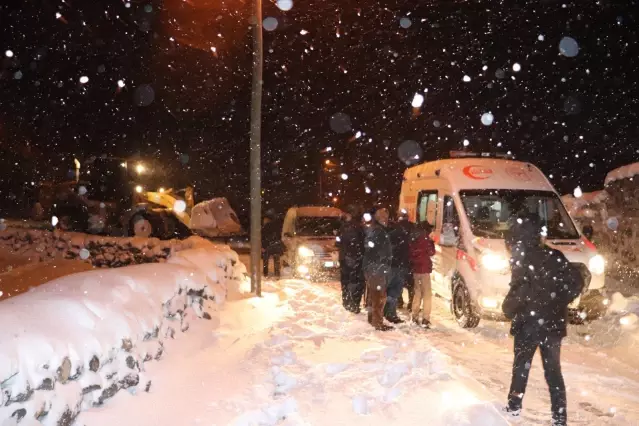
[0, 238, 248, 425]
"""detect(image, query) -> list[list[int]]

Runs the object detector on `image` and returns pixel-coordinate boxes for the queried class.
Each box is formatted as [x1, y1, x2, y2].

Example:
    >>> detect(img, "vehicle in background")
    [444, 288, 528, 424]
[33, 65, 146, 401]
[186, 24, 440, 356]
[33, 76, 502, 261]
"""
[399, 151, 608, 328]
[281, 206, 344, 278]
[32, 156, 242, 240]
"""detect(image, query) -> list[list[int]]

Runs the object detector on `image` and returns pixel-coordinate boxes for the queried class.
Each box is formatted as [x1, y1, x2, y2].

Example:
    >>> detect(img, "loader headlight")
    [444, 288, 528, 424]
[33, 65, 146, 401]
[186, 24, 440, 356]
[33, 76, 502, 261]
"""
[173, 200, 187, 213]
[480, 252, 509, 271]
[135, 185, 144, 194]
[588, 255, 605, 276]
[298, 246, 314, 258]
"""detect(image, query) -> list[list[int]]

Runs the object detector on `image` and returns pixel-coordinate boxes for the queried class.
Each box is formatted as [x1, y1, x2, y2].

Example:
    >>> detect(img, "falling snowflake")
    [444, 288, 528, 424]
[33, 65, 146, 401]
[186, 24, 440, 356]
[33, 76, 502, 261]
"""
[411, 93, 424, 108]
[276, 0, 293, 11]
[117, 80, 125, 88]
[512, 63, 521, 72]
[5, 50, 13, 58]
[480, 112, 494, 126]
[79, 76, 89, 84]
[573, 187, 583, 198]
[462, 75, 471, 82]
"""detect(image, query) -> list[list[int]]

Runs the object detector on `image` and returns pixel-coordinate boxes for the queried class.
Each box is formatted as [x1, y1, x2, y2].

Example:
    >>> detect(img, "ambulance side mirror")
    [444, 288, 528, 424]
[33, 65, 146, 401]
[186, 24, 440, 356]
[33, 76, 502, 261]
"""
[582, 225, 594, 240]
[440, 223, 459, 247]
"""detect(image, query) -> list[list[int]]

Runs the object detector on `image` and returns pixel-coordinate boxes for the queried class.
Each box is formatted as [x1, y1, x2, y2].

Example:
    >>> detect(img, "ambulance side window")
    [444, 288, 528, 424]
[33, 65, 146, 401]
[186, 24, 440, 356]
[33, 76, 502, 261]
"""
[417, 191, 438, 226]
[443, 196, 460, 235]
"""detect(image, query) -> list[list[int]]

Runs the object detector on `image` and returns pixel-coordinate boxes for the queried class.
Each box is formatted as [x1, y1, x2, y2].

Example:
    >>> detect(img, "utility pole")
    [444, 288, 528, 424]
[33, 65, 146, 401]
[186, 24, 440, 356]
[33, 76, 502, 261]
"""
[249, 0, 263, 296]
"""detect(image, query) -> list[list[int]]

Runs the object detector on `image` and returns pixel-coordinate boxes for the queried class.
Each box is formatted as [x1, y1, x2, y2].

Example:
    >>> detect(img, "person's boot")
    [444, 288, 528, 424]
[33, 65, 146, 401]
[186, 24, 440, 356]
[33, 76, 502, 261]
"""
[375, 323, 394, 331]
[502, 406, 521, 417]
[386, 315, 405, 324]
[421, 319, 431, 329]
[412, 316, 421, 326]
[367, 311, 373, 324]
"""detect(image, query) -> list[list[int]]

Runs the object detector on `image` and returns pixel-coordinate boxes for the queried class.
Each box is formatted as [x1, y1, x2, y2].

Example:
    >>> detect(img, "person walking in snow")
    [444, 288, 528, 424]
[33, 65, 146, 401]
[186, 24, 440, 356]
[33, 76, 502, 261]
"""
[261, 215, 283, 277]
[502, 214, 585, 426]
[385, 210, 412, 323]
[362, 206, 394, 331]
[409, 221, 436, 328]
[337, 205, 365, 313]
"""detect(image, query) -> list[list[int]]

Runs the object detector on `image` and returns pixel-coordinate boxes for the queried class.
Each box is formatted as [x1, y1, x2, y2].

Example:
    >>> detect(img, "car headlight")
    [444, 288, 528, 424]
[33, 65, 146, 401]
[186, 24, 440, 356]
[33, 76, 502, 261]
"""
[480, 252, 510, 271]
[298, 246, 314, 258]
[588, 254, 605, 275]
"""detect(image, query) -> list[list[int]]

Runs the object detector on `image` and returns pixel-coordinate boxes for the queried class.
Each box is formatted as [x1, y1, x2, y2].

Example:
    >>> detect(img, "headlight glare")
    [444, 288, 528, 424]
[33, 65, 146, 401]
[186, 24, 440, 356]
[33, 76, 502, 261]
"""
[298, 246, 314, 258]
[588, 254, 605, 275]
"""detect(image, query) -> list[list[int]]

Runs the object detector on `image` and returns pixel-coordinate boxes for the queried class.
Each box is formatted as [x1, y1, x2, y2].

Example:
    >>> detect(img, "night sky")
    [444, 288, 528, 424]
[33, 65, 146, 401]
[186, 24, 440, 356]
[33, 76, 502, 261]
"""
[1, 0, 638, 224]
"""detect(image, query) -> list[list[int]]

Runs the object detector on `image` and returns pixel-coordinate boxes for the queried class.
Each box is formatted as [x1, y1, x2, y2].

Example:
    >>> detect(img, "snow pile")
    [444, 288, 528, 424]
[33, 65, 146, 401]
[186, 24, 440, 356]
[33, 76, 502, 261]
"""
[605, 162, 639, 186]
[0, 227, 200, 268]
[0, 239, 247, 425]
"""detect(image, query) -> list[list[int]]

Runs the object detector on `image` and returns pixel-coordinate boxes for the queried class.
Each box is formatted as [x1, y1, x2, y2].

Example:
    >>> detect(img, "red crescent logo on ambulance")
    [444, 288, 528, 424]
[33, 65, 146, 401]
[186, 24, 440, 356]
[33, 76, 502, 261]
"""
[463, 165, 493, 180]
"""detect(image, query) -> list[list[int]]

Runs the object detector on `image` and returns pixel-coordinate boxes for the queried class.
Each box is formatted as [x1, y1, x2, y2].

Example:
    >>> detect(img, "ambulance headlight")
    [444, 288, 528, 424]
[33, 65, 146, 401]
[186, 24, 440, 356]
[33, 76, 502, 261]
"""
[298, 246, 314, 258]
[480, 253, 510, 271]
[588, 255, 605, 275]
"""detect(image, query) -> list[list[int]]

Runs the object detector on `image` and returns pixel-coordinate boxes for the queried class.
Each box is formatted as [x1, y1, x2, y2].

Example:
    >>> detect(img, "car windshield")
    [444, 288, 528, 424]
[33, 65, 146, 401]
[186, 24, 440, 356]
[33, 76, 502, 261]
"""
[459, 189, 580, 240]
[296, 216, 342, 237]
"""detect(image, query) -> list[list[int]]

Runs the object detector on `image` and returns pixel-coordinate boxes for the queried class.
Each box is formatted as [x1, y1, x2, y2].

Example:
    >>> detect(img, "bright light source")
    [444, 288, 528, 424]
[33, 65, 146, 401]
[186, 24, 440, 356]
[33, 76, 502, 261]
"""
[411, 93, 424, 108]
[363, 213, 372, 222]
[340, 173, 348, 180]
[325, 159, 331, 165]
[463, 139, 470, 147]
[51, 216, 59, 227]
[480, 297, 499, 309]
[298, 246, 314, 258]
[573, 186, 583, 198]
[588, 255, 605, 275]
[135, 185, 143, 193]
[173, 200, 187, 213]
[120, 162, 127, 168]
[158, 187, 165, 193]
[135, 163, 146, 174]
[480, 253, 509, 271]
[297, 265, 309, 274]
[79, 76, 89, 84]
[117, 80, 125, 88]
[333, 197, 338, 203]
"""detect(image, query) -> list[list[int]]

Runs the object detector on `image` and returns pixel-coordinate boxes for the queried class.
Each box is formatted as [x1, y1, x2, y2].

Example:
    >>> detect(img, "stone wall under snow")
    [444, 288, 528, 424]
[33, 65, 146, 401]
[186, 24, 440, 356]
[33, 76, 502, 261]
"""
[0, 240, 248, 425]
[0, 228, 198, 269]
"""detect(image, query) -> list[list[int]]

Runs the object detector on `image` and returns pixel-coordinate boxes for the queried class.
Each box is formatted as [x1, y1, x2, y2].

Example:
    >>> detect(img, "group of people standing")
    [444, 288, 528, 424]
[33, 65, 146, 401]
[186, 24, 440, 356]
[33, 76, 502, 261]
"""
[338, 205, 436, 331]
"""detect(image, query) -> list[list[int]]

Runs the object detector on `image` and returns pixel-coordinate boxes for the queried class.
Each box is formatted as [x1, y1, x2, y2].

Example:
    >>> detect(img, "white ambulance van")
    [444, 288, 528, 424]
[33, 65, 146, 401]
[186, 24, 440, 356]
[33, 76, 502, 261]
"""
[399, 152, 607, 328]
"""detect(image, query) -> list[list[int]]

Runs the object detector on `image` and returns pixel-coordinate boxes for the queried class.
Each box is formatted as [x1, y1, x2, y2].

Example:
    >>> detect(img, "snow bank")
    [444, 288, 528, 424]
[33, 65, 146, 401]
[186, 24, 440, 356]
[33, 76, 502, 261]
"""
[605, 162, 639, 186]
[0, 238, 247, 425]
[0, 227, 200, 269]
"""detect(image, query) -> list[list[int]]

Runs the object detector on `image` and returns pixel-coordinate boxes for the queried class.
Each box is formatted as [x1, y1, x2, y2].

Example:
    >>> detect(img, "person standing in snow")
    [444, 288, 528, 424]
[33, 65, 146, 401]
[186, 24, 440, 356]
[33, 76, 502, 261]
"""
[337, 205, 365, 313]
[409, 221, 436, 328]
[385, 210, 412, 323]
[261, 216, 283, 277]
[502, 215, 585, 426]
[362, 206, 394, 331]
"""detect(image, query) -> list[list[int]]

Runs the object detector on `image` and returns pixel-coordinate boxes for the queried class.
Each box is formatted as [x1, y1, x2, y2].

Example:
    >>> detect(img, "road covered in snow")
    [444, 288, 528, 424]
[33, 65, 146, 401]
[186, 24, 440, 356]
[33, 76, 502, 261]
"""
[76, 273, 639, 426]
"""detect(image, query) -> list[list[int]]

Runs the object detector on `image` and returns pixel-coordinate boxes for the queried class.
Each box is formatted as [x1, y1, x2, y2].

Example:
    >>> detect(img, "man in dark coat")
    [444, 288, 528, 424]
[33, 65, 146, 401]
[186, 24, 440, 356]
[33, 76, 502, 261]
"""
[261, 216, 283, 277]
[363, 206, 394, 331]
[385, 211, 412, 323]
[337, 205, 365, 313]
[502, 215, 584, 426]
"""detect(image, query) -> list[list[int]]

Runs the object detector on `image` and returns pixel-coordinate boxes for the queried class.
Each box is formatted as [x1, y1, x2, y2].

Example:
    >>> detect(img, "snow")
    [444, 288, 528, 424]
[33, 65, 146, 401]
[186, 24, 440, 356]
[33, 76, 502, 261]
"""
[605, 162, 639, 186]
[0, 238, 246, 423]
[70, 272, 639, 426]
[295, 206, 344, 217]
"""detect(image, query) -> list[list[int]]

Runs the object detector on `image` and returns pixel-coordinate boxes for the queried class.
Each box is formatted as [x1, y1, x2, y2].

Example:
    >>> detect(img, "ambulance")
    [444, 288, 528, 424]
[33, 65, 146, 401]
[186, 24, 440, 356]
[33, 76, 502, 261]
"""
[399, 152, 608, 328]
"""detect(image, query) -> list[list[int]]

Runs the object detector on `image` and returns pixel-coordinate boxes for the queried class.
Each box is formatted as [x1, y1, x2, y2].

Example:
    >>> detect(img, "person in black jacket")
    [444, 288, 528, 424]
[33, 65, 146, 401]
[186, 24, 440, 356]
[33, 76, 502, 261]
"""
[363, 206, 394, 331]
[385, 211, 412, 323]
[337, 205, 365, 313]
[261, 216, 283, 277]
[502, 215, 584, 426]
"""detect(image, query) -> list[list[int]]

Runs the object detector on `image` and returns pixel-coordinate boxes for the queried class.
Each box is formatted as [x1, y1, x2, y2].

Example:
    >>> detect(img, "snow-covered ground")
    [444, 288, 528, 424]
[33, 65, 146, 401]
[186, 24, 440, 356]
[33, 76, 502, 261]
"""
[74, 268, 639, 426]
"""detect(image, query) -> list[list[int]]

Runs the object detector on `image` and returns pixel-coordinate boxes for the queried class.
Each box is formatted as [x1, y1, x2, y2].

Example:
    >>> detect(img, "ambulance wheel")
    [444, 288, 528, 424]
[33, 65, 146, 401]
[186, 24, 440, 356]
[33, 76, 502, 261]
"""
[452, 279, 481, 329]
